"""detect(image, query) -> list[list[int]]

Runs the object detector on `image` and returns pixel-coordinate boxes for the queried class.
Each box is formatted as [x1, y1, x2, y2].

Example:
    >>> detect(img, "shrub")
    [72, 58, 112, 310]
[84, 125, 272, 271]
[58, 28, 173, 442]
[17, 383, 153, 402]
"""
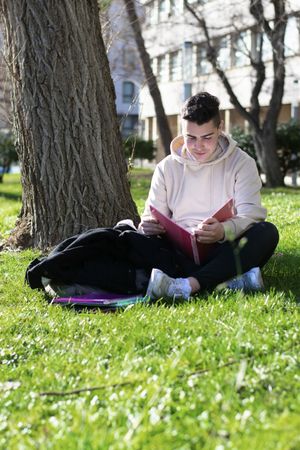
[123, 137, 155, 166]
[276, 120, 300, 175]
[231, 126, 256, 160]
[0, 131, 18, 183]
[231, 122, 300, 178]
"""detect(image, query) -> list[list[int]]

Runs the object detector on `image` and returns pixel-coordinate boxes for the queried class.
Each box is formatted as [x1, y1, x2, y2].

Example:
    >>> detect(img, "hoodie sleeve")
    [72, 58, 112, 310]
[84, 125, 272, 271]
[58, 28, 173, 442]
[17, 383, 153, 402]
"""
[222, 154, 267, 240]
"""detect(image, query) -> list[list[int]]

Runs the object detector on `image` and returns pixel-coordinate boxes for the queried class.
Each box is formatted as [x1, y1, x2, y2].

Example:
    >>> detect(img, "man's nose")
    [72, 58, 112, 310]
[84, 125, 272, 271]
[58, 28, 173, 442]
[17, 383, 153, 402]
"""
[194, 138, 202, 149]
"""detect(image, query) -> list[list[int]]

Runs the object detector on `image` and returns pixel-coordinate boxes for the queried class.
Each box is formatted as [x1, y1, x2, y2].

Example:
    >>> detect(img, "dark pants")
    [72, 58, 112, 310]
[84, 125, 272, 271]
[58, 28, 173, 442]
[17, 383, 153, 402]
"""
[173, 221, 279, 290]
[39, 221, 279, 296]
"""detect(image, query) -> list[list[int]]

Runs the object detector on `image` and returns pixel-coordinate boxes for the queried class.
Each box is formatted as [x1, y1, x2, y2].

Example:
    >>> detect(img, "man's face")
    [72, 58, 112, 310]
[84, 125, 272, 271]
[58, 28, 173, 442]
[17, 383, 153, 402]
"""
[182, 119, 222, 162]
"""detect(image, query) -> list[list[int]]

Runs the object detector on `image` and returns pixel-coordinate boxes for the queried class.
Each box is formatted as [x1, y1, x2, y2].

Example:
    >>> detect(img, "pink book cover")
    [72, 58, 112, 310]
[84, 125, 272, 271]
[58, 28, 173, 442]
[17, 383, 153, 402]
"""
[150, 198, 234, 265]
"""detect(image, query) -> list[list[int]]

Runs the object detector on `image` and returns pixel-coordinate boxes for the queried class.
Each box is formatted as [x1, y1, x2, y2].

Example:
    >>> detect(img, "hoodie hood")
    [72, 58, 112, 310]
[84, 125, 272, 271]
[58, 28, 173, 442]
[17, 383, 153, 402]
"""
[170, 132, 238, 166]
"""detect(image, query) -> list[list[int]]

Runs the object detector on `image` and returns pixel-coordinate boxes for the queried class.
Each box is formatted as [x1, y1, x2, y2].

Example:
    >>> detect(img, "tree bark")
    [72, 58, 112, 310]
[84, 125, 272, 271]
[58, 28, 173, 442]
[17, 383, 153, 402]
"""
[123, 0, 172, 156]
[251, 128, 284, 186]
[0, 0, 139, 249]
[249, 0, 286, 186]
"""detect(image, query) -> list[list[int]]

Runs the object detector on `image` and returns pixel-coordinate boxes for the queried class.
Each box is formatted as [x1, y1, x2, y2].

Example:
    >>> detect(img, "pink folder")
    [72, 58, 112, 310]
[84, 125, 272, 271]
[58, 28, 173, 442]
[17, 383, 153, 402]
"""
[150, 198, 234, 265]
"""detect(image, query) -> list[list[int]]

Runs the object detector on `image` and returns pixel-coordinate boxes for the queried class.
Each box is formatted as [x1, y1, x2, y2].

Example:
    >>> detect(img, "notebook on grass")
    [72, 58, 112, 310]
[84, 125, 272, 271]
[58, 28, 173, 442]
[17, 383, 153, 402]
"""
[52, 292, 149, 310]
[150, 198, 234, 265]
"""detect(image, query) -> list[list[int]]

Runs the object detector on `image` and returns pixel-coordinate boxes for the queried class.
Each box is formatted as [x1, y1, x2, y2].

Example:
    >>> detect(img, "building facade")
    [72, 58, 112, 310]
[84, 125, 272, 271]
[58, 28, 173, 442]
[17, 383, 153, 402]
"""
[0, 3, 144, 138]
[139, 0, 300, 157]
[103, 0, 144, 138]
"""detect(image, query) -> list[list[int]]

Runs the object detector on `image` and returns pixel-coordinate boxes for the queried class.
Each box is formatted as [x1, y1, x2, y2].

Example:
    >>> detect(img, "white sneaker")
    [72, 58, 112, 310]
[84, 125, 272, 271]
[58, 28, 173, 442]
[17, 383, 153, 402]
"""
[223, 267, 264, 292]
[243, 267, 264, 291]
[146, 268, 191, 300]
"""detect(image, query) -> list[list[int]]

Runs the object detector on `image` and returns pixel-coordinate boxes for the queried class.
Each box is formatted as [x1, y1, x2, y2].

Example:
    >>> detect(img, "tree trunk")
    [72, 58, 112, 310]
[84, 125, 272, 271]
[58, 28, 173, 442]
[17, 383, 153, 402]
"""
[249, 0, 286, 187]
[252, 127, 284, 187]
[0, 0, 139, 249]
[123, 0, 172, 156]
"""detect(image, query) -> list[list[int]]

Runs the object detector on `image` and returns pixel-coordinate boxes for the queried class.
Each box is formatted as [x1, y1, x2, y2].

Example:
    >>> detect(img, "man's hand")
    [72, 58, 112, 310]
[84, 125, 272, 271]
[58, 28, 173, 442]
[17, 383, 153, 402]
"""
[194, 217, 224, 243]
[138, 218, 165, 235]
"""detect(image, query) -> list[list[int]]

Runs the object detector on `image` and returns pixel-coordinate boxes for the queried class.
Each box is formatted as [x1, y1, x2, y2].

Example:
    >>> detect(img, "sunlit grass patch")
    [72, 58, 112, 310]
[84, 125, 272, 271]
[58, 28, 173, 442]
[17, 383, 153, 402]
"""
[0, 173, 299, 449]
[0, 174, 22, 240]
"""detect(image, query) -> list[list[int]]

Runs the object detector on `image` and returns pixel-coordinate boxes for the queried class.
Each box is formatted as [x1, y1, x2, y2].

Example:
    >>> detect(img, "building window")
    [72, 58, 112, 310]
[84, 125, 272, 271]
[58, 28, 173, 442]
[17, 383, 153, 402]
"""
[150, 1, 157, 25]
[170, 0, 176, 15]
[121, 115, 138, 137]
[285, 16, 300, 56]
[170, 0, 184, 14]
[183, 41, 193, 82]
[217, 36, 231, 70]
[158, 0, 167, 22]
[169, 50, 182, 81]
[122, 81, 135, 103]
[233, 31, 251, 67]
[122, 48, 137, 71]
[157, 55, 168, 82]
[145, 0, 157, 26]
[183, 83, 192, 100]
[262, 33, 273, 62]
[252, 23, 274, 62]
[196, 44, 211, 75]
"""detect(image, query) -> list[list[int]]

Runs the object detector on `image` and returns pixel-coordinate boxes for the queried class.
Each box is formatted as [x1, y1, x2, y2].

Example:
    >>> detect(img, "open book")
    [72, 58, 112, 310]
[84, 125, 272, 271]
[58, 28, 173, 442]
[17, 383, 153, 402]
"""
[150, 198, 234, 265]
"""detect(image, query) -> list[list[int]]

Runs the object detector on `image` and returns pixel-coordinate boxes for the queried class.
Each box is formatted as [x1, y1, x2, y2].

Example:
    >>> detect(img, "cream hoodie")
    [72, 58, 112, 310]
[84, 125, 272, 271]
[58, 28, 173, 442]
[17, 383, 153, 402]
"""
[141, 132, 267, 241]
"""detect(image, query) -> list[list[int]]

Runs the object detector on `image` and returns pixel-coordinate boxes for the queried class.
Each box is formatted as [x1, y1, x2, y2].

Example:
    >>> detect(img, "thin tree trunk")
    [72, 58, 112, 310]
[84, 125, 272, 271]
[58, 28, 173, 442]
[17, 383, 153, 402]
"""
[252, 128, 284, 186]
[123, 0, 172, 156]
[250, 0, 286, 187]
[0, 0, 139, 249]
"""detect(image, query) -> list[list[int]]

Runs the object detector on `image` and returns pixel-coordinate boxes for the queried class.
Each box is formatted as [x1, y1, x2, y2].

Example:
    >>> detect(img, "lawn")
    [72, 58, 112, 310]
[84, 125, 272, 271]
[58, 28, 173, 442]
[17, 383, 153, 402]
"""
[0, 172, 299, 450]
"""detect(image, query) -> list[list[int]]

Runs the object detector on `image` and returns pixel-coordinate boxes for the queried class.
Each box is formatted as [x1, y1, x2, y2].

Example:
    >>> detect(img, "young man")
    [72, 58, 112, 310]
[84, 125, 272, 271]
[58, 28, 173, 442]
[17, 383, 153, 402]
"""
[139, 92, 279, 299]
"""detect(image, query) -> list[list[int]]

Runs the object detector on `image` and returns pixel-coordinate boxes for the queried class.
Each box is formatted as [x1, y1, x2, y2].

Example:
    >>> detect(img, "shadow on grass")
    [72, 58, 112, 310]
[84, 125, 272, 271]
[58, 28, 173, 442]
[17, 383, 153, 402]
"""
[0, 191, 22, 201]
[40, 251, 300, 314]
[262, 186, 300, 195]
[43, 285, 300, 314]
[264, 252, 300, 301]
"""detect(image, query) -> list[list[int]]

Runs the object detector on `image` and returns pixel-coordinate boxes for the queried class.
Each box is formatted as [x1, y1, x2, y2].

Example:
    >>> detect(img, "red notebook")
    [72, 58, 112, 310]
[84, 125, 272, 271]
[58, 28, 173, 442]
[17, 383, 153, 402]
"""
[150, 198, 234, 265]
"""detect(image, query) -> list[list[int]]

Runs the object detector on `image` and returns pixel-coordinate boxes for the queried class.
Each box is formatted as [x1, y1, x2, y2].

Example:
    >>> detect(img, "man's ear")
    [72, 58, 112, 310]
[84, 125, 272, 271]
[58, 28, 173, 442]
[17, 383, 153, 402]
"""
[219, 120, 224, 132]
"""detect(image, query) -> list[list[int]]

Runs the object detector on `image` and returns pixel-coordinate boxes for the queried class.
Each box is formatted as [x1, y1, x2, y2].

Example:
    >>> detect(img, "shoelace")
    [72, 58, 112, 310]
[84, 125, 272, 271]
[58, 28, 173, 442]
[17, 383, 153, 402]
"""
[168, 279, 191, 299]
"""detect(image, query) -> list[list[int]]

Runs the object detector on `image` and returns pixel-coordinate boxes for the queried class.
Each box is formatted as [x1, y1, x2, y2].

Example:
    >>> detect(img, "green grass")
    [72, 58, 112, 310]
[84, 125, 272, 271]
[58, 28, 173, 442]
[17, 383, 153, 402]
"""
[129, 168, 153, 214]
[0, 174, 22, 240]
[0, 173, 299, 450]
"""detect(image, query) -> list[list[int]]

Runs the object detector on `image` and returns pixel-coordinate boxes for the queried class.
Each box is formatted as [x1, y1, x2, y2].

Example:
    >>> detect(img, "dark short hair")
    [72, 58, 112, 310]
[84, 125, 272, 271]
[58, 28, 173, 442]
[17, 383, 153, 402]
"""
[181, 92, 221, 127]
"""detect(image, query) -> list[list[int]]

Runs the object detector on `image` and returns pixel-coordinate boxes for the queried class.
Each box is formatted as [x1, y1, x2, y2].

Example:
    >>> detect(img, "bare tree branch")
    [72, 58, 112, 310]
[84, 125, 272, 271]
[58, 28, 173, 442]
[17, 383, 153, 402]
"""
[123, 0, 172, 156]
[184, 0, 258, 129]
[183, 0, 286, 186]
